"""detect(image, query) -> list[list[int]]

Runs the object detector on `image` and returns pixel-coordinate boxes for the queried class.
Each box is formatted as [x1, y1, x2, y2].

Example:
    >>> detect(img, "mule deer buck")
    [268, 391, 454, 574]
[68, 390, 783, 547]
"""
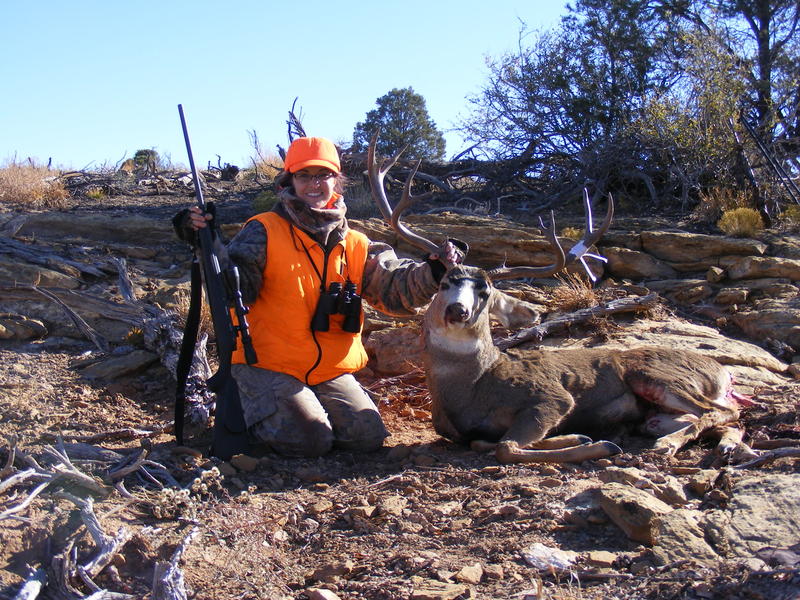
[368, 137, 756, 464]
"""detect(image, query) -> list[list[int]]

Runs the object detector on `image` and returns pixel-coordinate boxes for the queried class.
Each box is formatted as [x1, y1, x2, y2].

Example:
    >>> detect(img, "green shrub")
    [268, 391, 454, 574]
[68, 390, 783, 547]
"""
[133, 148, 160, 173]
[717, 207, 764, 237]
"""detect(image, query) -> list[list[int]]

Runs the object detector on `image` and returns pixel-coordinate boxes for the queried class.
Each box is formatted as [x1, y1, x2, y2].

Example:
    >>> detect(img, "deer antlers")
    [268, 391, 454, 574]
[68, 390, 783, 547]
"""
[367, 132, 440, 256]
[366, 132, 613, 281]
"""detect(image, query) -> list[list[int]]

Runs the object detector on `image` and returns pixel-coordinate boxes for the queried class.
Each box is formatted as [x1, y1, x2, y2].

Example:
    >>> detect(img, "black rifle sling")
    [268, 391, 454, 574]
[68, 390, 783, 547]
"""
[174, 257, 203, 445]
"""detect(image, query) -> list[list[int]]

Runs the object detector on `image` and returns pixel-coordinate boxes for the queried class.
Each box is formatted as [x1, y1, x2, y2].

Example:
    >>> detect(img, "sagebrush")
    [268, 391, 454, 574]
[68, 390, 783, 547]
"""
[717, 207, 764, 237]
[0, 161, 69, 208]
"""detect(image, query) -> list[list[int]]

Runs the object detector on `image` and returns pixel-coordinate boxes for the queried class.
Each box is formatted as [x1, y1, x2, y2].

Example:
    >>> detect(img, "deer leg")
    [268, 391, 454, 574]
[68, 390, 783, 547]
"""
[650, 410, 736, 456]
[496, 440, 622, 464]
[705, 425, 759, 462]
[529, 434, 594, 449]
[470, 434, 593, 454]
[495, 405, 621, 464]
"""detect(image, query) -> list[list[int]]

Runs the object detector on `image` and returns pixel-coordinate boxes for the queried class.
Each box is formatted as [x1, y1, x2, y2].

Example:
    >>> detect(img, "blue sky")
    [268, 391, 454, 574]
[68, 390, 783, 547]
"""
[1, 1, 567, 170]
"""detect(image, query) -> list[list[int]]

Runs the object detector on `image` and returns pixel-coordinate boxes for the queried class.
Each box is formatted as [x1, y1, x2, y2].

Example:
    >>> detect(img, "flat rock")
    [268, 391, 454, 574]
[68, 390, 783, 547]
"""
[597, 482, 673, 545]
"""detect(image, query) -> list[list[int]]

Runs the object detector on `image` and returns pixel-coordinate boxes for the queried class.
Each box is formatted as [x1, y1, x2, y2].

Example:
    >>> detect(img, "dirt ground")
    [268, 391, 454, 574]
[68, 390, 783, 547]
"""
[1, 184, 800, 600]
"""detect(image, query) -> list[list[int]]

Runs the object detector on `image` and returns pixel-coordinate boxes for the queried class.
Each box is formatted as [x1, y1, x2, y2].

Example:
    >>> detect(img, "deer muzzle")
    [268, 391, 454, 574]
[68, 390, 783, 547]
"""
[444, 302, 470, 324]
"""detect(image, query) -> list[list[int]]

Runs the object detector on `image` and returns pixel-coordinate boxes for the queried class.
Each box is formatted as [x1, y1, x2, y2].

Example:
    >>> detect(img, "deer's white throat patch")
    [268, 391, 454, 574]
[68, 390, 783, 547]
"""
[427, 327, 482, 355]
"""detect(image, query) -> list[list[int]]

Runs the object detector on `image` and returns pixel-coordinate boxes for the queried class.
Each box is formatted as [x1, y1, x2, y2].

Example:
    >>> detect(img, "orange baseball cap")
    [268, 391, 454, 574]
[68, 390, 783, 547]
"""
[283, 137, 341, 174]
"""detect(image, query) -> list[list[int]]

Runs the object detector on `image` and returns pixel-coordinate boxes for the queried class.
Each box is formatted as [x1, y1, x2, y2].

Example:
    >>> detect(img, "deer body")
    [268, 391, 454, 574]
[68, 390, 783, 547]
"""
[423, 266, 746, 463]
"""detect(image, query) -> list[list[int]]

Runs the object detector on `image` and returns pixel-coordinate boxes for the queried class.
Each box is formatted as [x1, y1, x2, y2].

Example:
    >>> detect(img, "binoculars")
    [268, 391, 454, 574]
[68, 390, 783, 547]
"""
[311, 281, 362, 333]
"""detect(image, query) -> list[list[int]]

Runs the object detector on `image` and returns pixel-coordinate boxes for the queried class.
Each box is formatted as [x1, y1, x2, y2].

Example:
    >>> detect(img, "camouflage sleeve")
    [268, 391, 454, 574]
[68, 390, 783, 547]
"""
[214, 220, 266, 305]
[361, 241, 439, 317]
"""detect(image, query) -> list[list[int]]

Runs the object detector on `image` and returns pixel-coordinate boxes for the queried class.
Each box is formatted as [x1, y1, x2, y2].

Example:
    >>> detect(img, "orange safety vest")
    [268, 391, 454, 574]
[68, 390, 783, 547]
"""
[231, 211, 369, 385]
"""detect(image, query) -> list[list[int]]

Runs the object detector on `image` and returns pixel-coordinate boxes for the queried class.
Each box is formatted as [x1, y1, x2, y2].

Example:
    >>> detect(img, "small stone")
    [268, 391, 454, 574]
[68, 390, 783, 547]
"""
[349, 504, 377, 519]
[706, 266, 726, 283]
[540, 477, 562, 488]
[454, 562, 483, 584]
[229, 454, 259, 472]
[413, 454, 438, 466]
[387, 445, 412, 460]
[306, 588, 342, 600]
[597, 482, 672, 544]
[497, 504, 522, 518]
[410, 576, 470, 600]
[307, 499, 334, 515]
[218, 462, 237, 477]
[378, 495, 408, 517]
[585, 550, 617, 568]
[483, 563, 504, 580]
[311, 560, 354, 583]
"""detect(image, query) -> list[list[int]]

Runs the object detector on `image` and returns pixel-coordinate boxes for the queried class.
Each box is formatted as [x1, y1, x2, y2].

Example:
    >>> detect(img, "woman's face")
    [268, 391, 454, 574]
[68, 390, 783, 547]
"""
[292, 167, 337, 208]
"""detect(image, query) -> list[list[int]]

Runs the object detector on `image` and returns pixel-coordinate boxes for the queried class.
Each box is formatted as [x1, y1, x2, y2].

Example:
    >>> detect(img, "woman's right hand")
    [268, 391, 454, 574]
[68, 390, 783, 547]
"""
[187, 205, 213, 230]
[172, 204, 215, 245]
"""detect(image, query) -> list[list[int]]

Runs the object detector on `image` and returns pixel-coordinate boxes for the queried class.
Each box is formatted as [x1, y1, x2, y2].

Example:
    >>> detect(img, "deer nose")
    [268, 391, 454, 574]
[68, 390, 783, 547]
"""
[445, 303, 469, 323]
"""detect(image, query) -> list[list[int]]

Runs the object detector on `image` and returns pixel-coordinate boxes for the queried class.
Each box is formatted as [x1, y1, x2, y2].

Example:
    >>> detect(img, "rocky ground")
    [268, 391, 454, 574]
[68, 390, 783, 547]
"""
[1, 172, 799, 600]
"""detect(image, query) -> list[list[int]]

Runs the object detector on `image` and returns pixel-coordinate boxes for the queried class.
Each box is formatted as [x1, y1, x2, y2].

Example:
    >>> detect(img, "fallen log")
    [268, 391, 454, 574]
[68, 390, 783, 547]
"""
[497, 293, 659, 350]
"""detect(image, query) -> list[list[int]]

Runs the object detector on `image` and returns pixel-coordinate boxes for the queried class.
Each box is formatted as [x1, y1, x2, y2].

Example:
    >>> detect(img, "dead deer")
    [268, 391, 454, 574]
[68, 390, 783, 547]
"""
[367, 136, 756, 464]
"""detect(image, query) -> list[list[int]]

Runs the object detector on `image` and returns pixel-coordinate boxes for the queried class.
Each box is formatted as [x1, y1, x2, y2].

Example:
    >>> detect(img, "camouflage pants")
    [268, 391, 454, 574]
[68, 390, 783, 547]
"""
[231, 364, 389, 457]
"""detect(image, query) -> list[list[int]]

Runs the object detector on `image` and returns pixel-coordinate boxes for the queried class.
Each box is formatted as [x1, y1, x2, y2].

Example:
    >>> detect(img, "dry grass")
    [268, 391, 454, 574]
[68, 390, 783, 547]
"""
[717, 207, 764, 237]
[172, 288, 213, 336]
[550, 272, 598, 312]
[560, 226, 583, 241]
[692, 187, 751, 224]
[0, 161, 69, 208]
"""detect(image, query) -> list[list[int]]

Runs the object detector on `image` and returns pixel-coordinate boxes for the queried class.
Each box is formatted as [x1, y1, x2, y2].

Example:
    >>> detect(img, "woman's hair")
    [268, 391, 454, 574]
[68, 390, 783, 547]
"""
[275, 169, 348, 195]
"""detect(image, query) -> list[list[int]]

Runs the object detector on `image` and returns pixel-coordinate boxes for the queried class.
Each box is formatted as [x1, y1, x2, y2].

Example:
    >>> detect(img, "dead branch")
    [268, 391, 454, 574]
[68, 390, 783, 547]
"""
[497, 293, 659, 350]
[0, 480, 50, 520]
[32, 286, 109, 353]
[734, 447, 800, 469]
[0, 468, 49, 495]
[110, 257, 135, 303]
[1, 434, 18, 478]
[0, 236, 108, 279]
[43, 426, 171, 445]
[151, 527, 199, 600]
[55, 492, 133, 579]
[11, 567, 47, 600]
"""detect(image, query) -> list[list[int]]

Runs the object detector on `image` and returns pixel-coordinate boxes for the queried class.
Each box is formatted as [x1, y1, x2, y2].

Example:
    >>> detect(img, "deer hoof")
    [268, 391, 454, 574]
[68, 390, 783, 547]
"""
[600, 441, 623, 456]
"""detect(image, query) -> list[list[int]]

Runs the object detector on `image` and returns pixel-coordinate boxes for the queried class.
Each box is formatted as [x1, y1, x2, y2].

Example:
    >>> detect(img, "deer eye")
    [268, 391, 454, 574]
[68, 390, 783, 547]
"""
[439, 281, 450, 290]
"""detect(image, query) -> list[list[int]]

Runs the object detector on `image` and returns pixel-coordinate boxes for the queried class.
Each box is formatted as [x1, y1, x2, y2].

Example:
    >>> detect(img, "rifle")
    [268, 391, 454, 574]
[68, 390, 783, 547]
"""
[175, 104, 257, 459]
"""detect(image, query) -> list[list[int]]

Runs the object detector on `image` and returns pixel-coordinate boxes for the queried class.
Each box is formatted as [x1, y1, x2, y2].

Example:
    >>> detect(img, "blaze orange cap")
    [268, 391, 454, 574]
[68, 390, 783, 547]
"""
[283, 137, 341, 174]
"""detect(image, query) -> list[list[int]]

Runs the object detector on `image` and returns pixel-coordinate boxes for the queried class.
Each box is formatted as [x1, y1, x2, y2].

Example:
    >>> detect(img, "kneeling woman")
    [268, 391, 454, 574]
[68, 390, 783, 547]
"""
[177, 136, 460, 457]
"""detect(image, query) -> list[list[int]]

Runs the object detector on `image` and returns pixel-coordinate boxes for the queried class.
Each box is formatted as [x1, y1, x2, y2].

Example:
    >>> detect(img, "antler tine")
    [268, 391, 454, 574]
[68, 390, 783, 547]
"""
[565, 189, 614, 282]
[367, 131, 404, 223]
[487, 211, 567, 281]
[367, 133, 440, 255]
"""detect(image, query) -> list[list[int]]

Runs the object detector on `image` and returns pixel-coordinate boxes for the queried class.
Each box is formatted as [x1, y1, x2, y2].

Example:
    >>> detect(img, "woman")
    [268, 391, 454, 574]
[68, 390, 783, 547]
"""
[177, 136, 461, 457]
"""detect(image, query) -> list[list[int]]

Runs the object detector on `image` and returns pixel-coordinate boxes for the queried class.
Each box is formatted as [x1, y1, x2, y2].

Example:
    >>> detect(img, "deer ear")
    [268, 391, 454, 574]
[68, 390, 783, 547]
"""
[489, 291, 541, 329]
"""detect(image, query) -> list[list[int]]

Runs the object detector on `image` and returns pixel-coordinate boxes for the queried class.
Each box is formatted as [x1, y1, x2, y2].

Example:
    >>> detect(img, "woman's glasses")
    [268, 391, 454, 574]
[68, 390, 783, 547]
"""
[293, 171, 336, 184]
